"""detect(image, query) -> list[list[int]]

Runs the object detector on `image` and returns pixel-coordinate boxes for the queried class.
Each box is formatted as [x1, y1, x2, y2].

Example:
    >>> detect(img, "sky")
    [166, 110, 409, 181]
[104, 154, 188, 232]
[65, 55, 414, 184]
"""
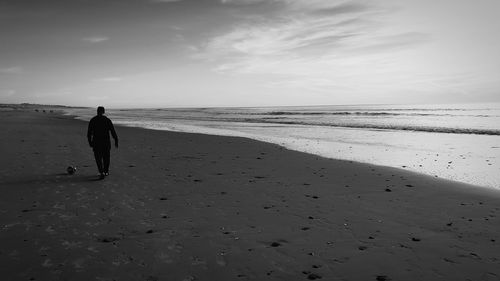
[1, 0, 499, 108]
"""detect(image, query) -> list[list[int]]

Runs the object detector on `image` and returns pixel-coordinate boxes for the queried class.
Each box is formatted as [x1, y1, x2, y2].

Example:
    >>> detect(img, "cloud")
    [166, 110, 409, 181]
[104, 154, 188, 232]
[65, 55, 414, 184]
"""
[0, 66, 23, 74]
[195, 2, 385, 60]
[187, 1, 440, 101]
[82, 36, 109, 43]
[308, 2, 370, 15]
[221, 0, 367, 11]
[192, 0, 432, 94]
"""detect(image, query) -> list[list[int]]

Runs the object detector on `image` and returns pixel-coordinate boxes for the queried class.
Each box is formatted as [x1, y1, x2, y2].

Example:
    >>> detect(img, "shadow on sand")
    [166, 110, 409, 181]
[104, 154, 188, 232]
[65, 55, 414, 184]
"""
[1, 173, 104, 186]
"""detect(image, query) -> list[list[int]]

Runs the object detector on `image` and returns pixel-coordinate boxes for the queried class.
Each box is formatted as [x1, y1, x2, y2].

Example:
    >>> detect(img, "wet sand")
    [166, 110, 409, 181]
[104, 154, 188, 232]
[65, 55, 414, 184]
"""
[1, 107, 500, 281]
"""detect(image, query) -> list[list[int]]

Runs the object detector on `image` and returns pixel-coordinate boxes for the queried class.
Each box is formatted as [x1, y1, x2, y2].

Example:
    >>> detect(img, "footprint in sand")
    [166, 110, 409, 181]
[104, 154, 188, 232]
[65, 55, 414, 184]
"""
[87, 247, 99, 253]
[42, 259, 53, 267]
[45, 226, 56, 234]
[62, 240, 82, 249]
[216, 253, 227, 266]
[96, 236, 121, 243]
[155, 252, 173, 264]
[270, 241, 284, 247]
[73, 258, 86, 269]
[302, 271, 322, 280]
[191, 256, 207, 266]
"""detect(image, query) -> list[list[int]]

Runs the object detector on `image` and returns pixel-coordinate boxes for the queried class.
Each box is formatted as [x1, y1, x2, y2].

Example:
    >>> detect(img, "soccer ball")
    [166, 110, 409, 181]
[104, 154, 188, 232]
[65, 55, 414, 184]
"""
[67, 166, 77, 175]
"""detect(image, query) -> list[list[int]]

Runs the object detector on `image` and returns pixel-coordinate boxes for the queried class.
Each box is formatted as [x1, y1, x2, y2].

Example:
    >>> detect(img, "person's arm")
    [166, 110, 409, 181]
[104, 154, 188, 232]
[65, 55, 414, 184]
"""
[109, 120, 118, 148]
[87, 120, 93, 147]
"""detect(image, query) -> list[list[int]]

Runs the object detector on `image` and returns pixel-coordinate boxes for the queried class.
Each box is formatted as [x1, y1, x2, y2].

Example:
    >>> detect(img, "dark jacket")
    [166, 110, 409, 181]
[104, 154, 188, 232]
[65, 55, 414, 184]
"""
[87, 115, 118, 150]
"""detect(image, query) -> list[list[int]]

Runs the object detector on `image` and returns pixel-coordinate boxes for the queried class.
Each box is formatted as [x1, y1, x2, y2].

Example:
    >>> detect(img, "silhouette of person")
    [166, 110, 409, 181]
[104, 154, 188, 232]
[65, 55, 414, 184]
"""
[87, 106, 118, 179]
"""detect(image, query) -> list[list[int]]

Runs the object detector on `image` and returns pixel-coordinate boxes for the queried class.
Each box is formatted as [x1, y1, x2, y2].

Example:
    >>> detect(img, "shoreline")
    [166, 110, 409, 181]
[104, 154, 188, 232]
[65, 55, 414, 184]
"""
[114, 121, 498, 191]
[1, 108, 500, 280]
[64, 108, 498, 195]
[63, 106, 500, 189]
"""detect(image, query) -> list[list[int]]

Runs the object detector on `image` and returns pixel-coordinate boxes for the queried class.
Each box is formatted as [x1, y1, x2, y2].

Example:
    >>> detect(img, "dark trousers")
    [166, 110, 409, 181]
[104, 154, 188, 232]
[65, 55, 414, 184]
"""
[93, 148, 110, 174]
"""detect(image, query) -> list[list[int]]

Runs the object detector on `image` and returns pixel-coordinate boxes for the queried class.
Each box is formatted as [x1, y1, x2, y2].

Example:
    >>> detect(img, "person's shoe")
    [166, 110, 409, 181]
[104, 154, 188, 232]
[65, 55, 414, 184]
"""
[99, 173, 105, 180]
[104, 172, 109, 177]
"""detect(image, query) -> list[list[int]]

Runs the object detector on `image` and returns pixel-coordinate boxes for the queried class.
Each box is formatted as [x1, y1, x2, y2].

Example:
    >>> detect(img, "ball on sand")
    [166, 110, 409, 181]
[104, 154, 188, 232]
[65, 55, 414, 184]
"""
[67, 166, 76, 175]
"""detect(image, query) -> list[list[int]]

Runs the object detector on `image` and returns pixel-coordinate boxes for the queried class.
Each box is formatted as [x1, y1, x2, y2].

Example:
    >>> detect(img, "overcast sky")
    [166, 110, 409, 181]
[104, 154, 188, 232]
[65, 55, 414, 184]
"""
[1, 0, 499, 107]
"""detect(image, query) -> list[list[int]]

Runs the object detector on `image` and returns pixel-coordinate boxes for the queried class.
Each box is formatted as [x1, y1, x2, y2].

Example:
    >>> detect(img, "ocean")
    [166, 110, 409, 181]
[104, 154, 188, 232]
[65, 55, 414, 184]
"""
[66, 103, 500, 189]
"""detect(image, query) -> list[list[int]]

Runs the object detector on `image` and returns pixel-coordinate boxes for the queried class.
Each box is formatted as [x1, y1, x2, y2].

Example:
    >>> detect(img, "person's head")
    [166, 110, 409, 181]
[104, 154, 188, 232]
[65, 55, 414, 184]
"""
[97, 106, 105, 116]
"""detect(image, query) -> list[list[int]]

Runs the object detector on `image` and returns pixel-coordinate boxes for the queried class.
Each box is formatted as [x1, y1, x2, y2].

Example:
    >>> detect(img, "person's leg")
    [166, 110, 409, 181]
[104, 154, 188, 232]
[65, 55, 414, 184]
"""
[103, 148, 110, 174]
[93, 149, 104, 174]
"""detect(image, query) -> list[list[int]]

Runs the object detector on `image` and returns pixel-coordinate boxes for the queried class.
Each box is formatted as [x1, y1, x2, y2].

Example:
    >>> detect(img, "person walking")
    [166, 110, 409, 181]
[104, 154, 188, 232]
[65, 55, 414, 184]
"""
[87, 106, 118, 179]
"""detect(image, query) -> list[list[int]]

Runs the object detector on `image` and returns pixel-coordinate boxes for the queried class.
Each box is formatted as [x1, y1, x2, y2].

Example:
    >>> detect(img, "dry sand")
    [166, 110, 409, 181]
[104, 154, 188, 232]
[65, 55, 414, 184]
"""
[1, 108, 500, 281]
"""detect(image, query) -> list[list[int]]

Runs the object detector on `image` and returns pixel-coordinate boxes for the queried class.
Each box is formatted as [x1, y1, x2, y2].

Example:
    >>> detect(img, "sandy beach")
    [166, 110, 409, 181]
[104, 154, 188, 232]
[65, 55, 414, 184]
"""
[1, 107, 500, 281]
